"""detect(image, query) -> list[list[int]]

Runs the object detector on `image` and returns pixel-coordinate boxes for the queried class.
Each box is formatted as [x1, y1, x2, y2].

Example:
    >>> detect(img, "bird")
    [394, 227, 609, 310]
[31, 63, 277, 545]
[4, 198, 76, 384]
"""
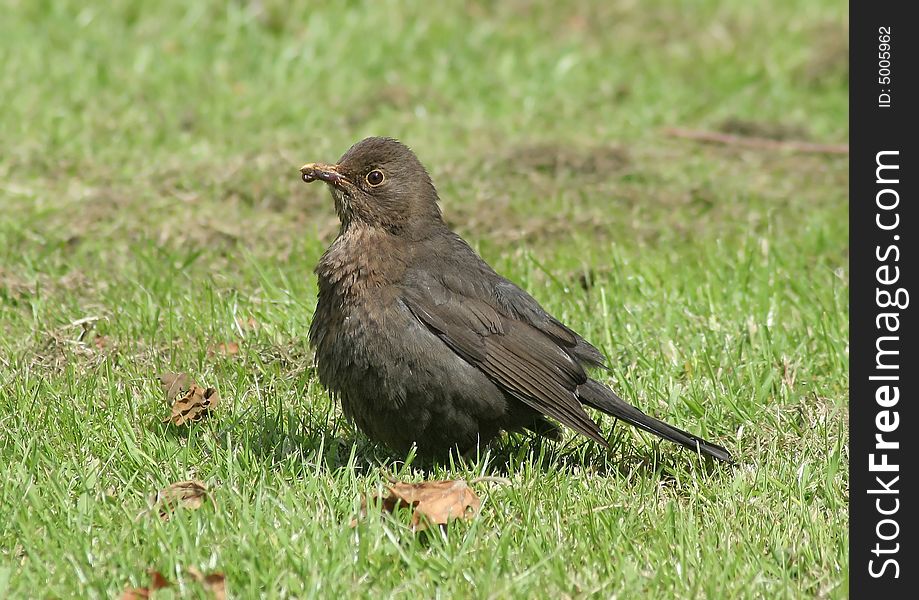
[299, 137, 732, 463]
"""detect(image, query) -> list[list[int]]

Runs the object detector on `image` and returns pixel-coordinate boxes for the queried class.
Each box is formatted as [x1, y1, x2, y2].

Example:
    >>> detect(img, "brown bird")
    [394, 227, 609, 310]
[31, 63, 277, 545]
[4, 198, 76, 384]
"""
[300, 137, 732, 463]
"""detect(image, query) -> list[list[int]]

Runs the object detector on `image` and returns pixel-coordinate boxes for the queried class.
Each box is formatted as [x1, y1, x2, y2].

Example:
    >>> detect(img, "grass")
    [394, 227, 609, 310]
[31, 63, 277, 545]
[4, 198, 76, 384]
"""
[0, 0, 848, 597]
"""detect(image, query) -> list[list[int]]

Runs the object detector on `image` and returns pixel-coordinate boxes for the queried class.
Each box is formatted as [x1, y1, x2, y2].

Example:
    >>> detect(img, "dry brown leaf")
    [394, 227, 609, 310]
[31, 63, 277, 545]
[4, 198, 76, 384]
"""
[159, 372, 190, 402]
[153, 480, 211, 520]
[359, 479, 482, 531]
[188, 567, 227, 600]
[159, 372, 220, 426]
[211, 341, 240, 356]
[149, 570, 170, 590]
[159, 372, 220, 425]
[167, 385, 219, 425]
[121, 587, 147, 599]
[236, 316, 259, 331]
[120, 570, 170, 599]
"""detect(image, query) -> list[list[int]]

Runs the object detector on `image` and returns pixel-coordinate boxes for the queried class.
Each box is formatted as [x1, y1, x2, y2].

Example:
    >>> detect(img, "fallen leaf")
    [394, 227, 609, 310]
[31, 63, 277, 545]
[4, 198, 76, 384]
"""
[210, 341, 239, 356]
[187, 568, 227, 600]
[236, 315, 259, 331]
[148, 570, 170, 589]
[359, 479, 482, 531]
[168, 385, 219, 425]
[120, 570, 170, 599]
[159, 373, 220, 426]
[159, 372, 190, 402]
[152, 480, 211, 520]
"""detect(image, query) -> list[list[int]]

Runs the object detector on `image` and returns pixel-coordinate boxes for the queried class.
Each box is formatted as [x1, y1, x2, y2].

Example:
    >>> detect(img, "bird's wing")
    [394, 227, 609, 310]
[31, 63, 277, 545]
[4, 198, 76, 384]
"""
[490, 277, 608, 368]
[431, 260, 607, 368]
[401, 278, 607, 445]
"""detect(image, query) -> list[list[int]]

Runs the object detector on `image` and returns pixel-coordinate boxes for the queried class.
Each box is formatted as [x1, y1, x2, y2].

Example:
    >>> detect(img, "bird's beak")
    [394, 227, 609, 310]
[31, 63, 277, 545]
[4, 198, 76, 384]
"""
[300, 162, 344, 186]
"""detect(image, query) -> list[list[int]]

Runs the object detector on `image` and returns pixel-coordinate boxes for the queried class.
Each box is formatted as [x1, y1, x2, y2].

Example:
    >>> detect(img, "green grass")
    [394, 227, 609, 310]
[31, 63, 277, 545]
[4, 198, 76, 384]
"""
[0, 0, 848, 597]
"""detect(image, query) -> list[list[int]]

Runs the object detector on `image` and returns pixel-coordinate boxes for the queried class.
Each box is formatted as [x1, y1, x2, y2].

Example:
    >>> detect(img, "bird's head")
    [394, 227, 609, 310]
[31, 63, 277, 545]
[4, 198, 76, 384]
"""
[300, 137, 443, 236]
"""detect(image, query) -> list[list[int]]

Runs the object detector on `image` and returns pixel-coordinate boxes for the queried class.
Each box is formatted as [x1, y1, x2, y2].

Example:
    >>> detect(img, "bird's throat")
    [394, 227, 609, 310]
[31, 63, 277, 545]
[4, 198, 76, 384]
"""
[329, 187, 353, 226]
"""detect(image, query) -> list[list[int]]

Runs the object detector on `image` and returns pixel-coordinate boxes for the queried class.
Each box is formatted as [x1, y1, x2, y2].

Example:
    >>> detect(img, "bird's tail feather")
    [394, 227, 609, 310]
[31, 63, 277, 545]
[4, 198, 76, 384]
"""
[579, 380, 733, 463]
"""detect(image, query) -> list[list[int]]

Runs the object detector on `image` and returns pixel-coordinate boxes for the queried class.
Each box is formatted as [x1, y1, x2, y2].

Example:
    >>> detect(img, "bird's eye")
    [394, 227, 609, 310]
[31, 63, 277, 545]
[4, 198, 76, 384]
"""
[365, 169, 385, 187]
